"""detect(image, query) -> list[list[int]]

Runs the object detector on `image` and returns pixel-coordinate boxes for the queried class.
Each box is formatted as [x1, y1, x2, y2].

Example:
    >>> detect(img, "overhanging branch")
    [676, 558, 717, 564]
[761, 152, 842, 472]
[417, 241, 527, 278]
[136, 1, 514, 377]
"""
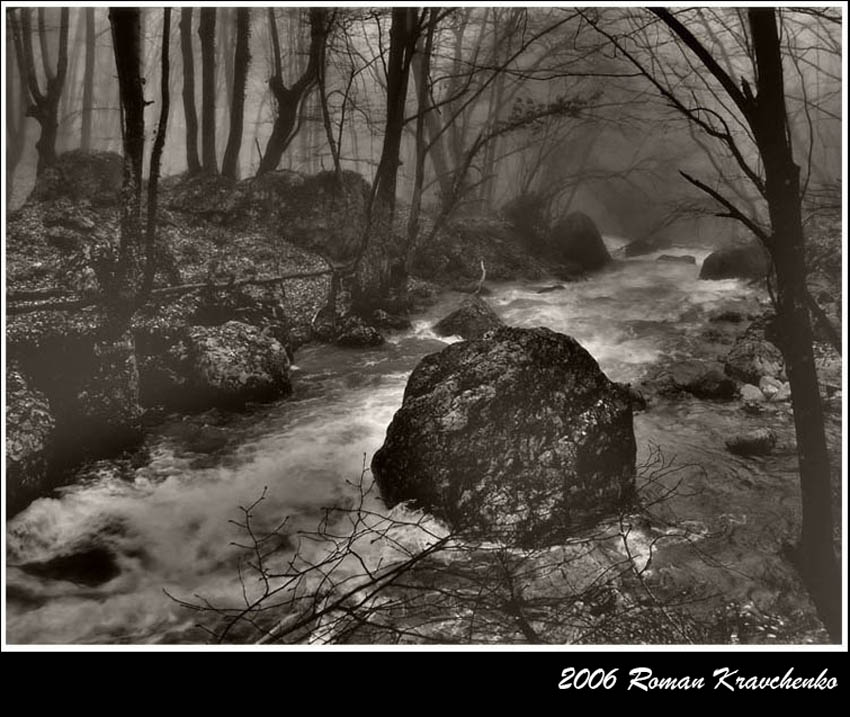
[679, 170, 770, 244]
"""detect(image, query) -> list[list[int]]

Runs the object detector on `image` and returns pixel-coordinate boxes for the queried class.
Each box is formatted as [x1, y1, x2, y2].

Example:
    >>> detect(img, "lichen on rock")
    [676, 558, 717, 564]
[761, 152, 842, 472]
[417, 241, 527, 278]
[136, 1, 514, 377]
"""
[372, 326, 636, 547]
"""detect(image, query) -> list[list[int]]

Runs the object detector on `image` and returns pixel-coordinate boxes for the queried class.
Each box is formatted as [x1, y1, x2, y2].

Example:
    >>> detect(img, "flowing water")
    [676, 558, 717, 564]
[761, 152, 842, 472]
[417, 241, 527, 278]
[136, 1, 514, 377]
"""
[5, 239, 832, 644]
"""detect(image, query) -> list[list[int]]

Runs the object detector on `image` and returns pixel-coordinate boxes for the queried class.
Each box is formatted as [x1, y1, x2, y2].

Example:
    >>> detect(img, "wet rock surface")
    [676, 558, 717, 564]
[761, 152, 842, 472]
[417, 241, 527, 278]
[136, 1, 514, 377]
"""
[726, 428, 777, 456]
[335, 315, 386, 348]
[433, 295, 503, 340]
[547, 212, 611, 271]
[184, 321, 292, 407]
[700, 241, 769, 280]
[372, 326, 636, 547]
[724, 314, 785, 385]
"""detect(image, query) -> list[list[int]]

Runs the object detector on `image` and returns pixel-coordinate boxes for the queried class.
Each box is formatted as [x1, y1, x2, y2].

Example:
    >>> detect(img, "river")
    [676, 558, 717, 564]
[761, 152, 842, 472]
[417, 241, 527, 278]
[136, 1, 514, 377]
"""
[5, 238, 832, 644]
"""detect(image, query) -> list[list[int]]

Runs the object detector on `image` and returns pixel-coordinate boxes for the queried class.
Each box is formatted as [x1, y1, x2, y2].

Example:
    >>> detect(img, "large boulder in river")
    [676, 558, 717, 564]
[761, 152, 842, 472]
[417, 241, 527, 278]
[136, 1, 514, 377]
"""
[372, 326, 636, 547]
[433, 296, 503, 340]
[623, 236, 672, 257]
[6, 365, 55, 514]
[547, 212, 611, 271]
[699, 241, 769, 280]
[335, 315, 385, 348]
[184, 321, 292, 408]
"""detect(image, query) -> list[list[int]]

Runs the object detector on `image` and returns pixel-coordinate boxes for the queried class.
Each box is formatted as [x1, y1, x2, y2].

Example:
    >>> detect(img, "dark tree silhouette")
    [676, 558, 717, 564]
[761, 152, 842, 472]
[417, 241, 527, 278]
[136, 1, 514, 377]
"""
[80, 7, 95, 152]
[179, 8, 201, 174]
[643, 7, 840, 641]
[108, 6, 144, 316]
[351, 8, 421, 312]
[221, 8, 251, 180]
[257, 8, 329, 175]
[198, 7, 217, 174]
[5, 16, 29, 200]
[141, 8, 171, 300]
[8, 7, 69, 174]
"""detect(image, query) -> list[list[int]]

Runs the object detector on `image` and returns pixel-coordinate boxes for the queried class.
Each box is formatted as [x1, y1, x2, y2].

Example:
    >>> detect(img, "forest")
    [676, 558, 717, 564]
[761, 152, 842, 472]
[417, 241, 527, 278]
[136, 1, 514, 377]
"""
[3, 5, 844, 646]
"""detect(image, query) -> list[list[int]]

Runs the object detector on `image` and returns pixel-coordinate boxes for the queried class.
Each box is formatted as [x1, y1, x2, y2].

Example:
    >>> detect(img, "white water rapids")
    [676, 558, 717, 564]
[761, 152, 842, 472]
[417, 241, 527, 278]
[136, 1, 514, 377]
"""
[9, 238, 816, 644]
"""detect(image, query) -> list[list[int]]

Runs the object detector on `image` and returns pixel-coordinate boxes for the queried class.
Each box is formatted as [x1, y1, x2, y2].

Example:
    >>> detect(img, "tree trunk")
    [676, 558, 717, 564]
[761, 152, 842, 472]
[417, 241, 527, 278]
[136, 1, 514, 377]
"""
[748, 7, 840, 642]
[198, 7, 217, 174]
[5, 24, 28, 202]
[108, 6, 145, 319]
[179, 8, 201, 174]
[80, 7, 95, 152]
[406, 9, 438, 254]
[141, 8, 171, 301]
[352, 8, 420, 313]
[10, 7, 69, 175]
[221, 8, 251, 180]
[257, 8, 328, 176]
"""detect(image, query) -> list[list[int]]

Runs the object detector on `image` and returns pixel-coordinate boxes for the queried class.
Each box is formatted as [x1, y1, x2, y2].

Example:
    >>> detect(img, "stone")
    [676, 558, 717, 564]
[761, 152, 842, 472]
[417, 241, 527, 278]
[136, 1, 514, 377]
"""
[739, 384, 765, 403]
[6, 365, 55, 515]
[411, 216, 545, 283]
[548, 212, 611, 271]
[372, 326, 636, 547]
[726, 429, 777, 456]
[619, 382, 648, 412]
[624, 236, 672, 257]
[433, 295, 503, 340]
[668, 359, 736, 399]
[656, 254, 696, 264]
[29, 150, 123, 206]
[372, 309, 412, 331]
[186, 321, 292, 406]
[710, 310, 745, 323]
[724, 316, 785, 385]
[550, 263, 588, 282]
[759, 376, 790, 403]
[699, 241, 769, 280]
[335, 315, 385, 347]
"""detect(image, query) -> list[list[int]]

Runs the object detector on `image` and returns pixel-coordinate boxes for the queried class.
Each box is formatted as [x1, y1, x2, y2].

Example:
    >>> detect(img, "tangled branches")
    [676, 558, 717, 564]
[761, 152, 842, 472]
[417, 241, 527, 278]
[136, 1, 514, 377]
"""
[168, 447, 732, 645]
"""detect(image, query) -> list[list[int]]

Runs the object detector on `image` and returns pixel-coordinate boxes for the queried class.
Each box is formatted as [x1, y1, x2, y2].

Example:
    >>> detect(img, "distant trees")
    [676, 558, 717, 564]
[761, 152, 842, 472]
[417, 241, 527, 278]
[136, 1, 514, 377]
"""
[179, 8, 201, 175]
[80, 8, 95, 152]
[221, 8, 251, 180]
[5, 17, 29, 199]
[107, 6, 145, 316]
[257, 8, 330, 175]
[351, 8, 421, 311]
[198, 8, 217, 174]
[8, 7, 70, 174]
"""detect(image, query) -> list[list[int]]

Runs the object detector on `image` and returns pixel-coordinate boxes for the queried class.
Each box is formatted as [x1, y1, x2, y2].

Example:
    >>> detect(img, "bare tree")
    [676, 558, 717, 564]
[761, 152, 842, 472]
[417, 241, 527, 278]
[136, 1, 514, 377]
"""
[80, 7, 96, 152]
[256, 8, 330, 175]
[141, 8, 171, 301]
[583, 6, 840, 641]
[5, 15, 29, 201]
[198, 7, 217, 174]
[179, 8, 201, 174]
[8, 7, 70, 174]
[351, 8, 421, 312]
[107, 6, 144, 318]
[221, 8, 251, 180]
